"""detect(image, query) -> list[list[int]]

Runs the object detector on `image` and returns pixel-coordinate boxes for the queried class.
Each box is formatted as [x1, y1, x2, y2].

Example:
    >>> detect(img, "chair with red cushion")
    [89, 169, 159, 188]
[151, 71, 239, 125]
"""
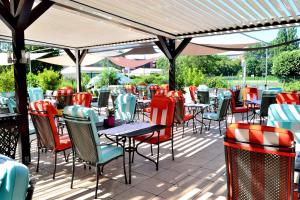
[160, 84, 169, 94]
[276, 92, 300, 105]
[167, 91, 194, 137]
[228, 89, 249, 123]
[29, 100, 71, 179]
[124, 85, 136, 94]
[72, 92, 92, 107]
[56, 86, 73, 106]
[243, 87, 258, 102]
[134, 95, 175, 170]
[189, 86, 197, 102]
[224, 123, 296, 200]
[148, 85, 160, 99]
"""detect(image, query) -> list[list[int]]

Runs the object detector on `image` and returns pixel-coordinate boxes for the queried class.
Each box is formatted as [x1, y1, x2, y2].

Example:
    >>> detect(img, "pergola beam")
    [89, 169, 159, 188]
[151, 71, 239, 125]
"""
[64, 48, 88, 92]
[0, 0, 53, 164]
[155, 37, 191, 91]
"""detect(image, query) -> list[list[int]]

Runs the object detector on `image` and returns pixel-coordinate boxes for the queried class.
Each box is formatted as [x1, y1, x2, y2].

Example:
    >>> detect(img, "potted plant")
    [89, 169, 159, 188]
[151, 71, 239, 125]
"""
[106, 108, 115, 127]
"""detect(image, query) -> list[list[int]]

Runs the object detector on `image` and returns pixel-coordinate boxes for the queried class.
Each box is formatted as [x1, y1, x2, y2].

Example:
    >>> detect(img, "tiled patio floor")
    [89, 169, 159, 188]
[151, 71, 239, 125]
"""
[27, 113, 244, 200]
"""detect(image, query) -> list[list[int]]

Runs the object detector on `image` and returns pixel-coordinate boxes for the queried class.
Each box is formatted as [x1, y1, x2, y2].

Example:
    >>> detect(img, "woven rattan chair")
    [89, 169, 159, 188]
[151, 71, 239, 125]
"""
[224, 123, 296, 200]
[29, 101, 71, 179]
[63, 105, 127, 198]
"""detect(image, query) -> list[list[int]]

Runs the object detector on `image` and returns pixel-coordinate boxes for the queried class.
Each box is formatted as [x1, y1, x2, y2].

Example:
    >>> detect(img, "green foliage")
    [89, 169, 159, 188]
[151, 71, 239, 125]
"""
[60, 78, 76, 91]
[283, 81, 300, 92]
[95, 69, 119, 88]
[205, 77, 228, 88]
[26, 72, 38, 88]
[271, 27, 298, 56]
[272, 50, 300, 79]
[36, 68, 62, 91]
[132, 74, 168, 85]
[81, 73, 91, 91]
[176, 66, 205, 87]
[0, 66, 15, 92]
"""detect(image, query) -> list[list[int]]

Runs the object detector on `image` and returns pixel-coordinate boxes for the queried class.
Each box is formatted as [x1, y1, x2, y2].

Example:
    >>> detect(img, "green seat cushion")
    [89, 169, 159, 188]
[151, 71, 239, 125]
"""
[203, 112, 219, 120]
[97, 145, 123, 164]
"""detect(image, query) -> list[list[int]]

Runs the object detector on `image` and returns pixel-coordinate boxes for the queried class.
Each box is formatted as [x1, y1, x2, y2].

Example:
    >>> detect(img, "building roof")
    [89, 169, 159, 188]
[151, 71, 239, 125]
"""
[0, 1, 299, 49]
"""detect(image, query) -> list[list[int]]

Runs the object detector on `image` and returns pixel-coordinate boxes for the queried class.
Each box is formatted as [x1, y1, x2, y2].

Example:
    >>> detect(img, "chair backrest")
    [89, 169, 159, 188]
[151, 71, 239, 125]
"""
[0, 96, 16, 113]
[115, 93, 136, 121]
[124, 85, 136, 94]
[56, 86, 73, 106]
[224, 123, 295, 200]
[136, 85, 147, 99]
[259, 90, 278, 117]
[29, 101, 59, 150]
[216, 95, 231, 120]
[189, 86, 197, 102]
[197, 91, 210, 104]
[97, 89, 110, 108]
[268, 87, 283, 93]
[167, 91, 185, 124]
[276, 92, 300, 105]
[148, 85, 160, 99]
[228, 89, 237, 111]
[28, 87, 44, 102]
[0, 154, 30, 200]
[45, 90, 53, 97]
[243, 87, 258, 101]
[0, 92, 15, 98]
[197, 85, 209, 91]
[160, 84, 169, 93]
[73, 92, 92, 107]
[150, 95, 175, 138]
[63, 105, 100, 164]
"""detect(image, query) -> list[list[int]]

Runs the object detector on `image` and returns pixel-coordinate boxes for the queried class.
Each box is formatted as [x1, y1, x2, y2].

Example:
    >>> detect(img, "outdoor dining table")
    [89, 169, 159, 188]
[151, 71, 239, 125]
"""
[98, 122, 166, 184]
[184, 103, 209, 134]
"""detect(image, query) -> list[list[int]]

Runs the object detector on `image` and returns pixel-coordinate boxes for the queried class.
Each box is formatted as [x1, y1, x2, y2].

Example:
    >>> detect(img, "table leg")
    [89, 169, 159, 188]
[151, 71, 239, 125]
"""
[128, 137, 132, 184]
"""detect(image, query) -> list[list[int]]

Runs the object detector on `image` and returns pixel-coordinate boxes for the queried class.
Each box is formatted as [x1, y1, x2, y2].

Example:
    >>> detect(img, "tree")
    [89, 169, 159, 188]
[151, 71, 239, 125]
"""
[0, 66, 15, 92]
[36, 68, 62, 91]
[271, 27, 298, 56]
[272, 50, 300, 79]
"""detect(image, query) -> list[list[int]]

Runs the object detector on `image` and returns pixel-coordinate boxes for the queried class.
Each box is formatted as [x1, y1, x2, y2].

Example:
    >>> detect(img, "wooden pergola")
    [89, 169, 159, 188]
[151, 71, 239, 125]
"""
[0, 0, 299, 163]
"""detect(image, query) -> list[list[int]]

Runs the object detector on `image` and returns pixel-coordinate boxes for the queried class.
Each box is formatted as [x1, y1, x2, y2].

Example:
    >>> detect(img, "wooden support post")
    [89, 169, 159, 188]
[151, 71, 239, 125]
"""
[64, 49, 88, 92]
[155, 36, 191, 91]
[0, 0, 53, 164]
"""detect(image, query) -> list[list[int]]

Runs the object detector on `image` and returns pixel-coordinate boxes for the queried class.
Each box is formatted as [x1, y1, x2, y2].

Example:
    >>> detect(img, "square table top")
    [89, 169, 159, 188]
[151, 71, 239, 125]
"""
[98, 122, 166, 137]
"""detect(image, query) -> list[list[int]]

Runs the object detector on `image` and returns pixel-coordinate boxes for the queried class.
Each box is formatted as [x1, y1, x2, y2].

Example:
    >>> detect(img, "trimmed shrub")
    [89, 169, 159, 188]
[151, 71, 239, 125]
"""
[0, 66, 15, 92]
[36, 68, 62, 91]
[272, 50, 300, 79]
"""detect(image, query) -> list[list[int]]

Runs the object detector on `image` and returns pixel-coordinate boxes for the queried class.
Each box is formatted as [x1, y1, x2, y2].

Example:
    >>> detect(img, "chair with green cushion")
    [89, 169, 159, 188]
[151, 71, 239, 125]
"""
[254, 90, 278, 124]
[63, 105, 127, 198]
[28, 87, 44, 102]
[201, 94, 231, 135]
[0, 154, 34, 200]
[115, 93, 136, 122]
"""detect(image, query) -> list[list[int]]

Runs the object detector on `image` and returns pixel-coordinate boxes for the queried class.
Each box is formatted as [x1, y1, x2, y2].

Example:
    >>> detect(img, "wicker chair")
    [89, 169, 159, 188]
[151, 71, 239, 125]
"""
[63, 105, 127, 198]
[29, 100, 71, 179]
[224, 123, 296, 200]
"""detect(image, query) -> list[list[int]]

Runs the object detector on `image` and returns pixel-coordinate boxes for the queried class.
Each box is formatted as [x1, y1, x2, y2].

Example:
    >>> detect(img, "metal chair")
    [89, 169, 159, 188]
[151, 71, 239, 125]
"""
[29, 100, 71, 179]
[254, 90, 278, 124]
[189, 85, 197, 102]
[224, 123, 296, 200]
[96, 88, 110, 114]
[63, 105, 127, 199]
[228, 89, 249, 123]
[133, 95, 176, 170]
[72, 92, 92, 107]
[202, 95, 231, 135]
[28, 87, 44, 102]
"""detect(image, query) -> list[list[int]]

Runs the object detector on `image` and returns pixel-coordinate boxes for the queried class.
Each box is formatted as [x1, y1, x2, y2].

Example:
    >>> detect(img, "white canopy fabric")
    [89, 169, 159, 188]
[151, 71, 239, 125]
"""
[0, 52, 49, 66]
[0, 1, 299, 49]
[130, 68, 163, 76]
[61, 66, 118, 79]
[37, 51, 122, 67]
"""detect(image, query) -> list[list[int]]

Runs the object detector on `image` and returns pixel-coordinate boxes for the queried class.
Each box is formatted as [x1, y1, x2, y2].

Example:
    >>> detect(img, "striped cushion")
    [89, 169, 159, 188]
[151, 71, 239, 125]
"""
[64, 105, 100, 144]
[115, 94, 136, 121]
[28, 87, 44, 102]
[0, 92, 15, 98]
[226, 123, 294, 148]
[276, 92, 300, 105]
[29, 100, 57, 115]
[57, 87, 73, 96]
[189, 86, 197, 102]
[72, 92, 92, 107]
[0, 96, 16, 113]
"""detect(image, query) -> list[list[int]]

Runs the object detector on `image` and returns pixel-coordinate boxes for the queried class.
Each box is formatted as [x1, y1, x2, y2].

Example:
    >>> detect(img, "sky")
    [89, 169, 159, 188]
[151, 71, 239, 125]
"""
[192, 27, 300, 45]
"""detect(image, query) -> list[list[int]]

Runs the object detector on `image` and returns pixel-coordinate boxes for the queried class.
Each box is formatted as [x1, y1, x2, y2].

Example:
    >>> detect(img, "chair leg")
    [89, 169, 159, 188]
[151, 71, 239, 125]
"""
[131, 140, 135, 163]
[36, 143, 40, 173]
[122, 147, 128, 184]
[95, 165, 100, 199]
[171, 135, 174, 161]
[156, 141, 160, 171]
[175, 123, 178, 131]
[200, 117, 204, 134]
[208, 120, 211, 130]
[218, 121, 222, 136]
[182, 123, 185, 138]
[231, 113, 234, 124]
[225, 118, 228, 128]
[53, 152, 57, 179]
[71, 152, 75, 189]
[150, 144, 153, 156]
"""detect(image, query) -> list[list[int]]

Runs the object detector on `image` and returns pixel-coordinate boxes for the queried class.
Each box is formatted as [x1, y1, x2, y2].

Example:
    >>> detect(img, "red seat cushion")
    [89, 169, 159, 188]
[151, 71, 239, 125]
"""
[56, 135, 72, 151]
[183, 114, 193, 121]
[143, 107, 151, 113]
[134, 132, 171, 144]
[232, 107, 248, 113]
